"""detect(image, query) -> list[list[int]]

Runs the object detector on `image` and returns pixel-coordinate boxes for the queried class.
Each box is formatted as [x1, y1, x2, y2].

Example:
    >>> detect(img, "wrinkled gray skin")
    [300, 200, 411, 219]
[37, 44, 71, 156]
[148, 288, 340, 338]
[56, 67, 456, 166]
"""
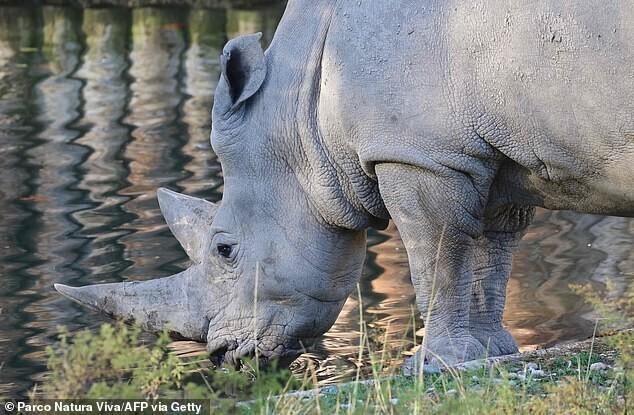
[56, 0, 634, 369]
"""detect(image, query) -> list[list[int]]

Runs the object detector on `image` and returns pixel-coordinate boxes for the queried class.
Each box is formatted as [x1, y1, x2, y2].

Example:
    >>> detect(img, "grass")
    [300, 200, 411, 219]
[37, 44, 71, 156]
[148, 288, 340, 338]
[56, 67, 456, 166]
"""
[246, 334, 630, 415]
[32, 322, 631, 414]
[28, 277, 634, 414]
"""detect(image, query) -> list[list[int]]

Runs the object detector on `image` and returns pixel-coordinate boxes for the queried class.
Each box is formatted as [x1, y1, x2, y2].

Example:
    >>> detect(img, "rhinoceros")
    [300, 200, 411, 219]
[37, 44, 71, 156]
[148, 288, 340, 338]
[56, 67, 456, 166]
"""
[55, 0, 634, 369]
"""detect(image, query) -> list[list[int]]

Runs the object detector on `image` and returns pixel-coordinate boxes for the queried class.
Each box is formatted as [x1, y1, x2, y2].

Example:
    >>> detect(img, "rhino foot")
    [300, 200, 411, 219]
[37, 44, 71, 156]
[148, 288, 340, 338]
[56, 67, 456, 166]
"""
[404, 334, 487, 374]
[471, 328, 519, 357]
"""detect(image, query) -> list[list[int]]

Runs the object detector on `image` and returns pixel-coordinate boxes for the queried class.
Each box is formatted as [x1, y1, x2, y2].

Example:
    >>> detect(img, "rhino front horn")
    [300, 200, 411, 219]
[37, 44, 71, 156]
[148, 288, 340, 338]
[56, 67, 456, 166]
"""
[54, 266, 210, 341]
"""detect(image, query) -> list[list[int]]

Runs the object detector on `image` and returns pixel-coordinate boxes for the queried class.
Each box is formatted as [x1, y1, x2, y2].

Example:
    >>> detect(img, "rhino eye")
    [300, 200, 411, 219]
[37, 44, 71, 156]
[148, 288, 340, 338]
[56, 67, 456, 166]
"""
[217, 243, 233, 258]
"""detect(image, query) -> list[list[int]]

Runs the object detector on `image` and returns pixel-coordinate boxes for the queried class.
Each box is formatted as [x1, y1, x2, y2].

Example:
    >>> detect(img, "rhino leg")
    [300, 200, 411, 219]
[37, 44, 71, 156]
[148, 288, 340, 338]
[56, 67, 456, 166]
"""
[469, 204, 534, 356]
[376, 162, 492, 369]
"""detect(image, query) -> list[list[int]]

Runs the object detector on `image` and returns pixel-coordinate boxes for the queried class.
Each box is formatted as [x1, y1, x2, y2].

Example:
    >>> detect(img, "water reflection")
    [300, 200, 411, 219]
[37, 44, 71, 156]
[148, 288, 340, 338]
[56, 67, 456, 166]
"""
[506, 210, 634, 348]
[118, 8, 190, 280]
[0, 6, 39, 397]
[24, 5, 89, 388]
[73, 8, 132, 287]
[226, 7, 283, 41]
[179, 9, 225, 199]
[0, 3, 632, 398]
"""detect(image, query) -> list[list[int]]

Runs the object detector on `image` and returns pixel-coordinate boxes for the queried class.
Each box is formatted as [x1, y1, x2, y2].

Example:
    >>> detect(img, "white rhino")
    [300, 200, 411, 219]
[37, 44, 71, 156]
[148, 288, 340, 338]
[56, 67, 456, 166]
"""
[56, 0, 634, 369]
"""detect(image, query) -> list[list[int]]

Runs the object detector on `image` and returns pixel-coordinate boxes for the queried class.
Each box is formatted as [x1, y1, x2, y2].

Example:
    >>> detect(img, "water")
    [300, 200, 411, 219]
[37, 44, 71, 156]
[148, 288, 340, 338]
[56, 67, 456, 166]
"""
[0, 4, 632, 398]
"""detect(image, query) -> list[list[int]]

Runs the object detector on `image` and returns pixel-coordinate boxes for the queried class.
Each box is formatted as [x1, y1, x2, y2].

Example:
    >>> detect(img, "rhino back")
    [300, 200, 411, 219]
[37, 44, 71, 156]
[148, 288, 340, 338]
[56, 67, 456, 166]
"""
[318, 0, 634, 215]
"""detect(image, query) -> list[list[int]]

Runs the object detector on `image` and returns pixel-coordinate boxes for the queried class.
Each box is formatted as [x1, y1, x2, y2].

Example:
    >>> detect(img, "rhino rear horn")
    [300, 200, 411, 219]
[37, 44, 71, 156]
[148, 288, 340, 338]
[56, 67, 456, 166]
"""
[54, 266, 210, 341]
[157, 187, 217, 264]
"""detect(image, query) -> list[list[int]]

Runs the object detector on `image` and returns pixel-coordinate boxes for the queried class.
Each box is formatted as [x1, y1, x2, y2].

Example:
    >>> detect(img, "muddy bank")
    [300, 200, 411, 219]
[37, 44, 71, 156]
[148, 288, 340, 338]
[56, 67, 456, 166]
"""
[0, 0, 284, 8]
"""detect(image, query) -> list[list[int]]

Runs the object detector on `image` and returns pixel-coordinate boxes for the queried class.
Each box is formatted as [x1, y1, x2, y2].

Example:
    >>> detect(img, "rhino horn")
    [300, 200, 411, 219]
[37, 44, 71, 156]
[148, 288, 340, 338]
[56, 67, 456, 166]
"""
[54, 266, 210, 341]
[157, 187, 218, 264]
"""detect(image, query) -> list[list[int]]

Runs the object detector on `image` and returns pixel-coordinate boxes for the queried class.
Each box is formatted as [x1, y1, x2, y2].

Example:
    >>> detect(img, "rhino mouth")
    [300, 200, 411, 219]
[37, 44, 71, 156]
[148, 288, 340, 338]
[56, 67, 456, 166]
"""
[209, 345, 260, 369]
[209, 346, 306, 369]
[209, 345, 231, 367]
[208, 338, 306, 369]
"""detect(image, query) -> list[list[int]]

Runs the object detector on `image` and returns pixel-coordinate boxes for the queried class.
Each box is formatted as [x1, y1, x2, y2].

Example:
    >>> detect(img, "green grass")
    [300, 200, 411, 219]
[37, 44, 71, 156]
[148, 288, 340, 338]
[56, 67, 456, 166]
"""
[32, 323, 631, 414]
[241, 339, 629, 415]
[32, 279, 634, 414]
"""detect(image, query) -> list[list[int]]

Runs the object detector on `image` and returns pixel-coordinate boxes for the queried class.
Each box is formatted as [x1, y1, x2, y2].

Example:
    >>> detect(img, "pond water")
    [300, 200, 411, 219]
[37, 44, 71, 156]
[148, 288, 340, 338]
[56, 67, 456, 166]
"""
[0, 4, 632, 398]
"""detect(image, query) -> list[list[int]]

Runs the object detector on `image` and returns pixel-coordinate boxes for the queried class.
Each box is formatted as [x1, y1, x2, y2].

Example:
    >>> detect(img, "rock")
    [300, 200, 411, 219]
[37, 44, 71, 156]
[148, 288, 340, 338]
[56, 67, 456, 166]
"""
[590, 362, 608, 371]
[402, 357, 442, 376]
[460, 360, 486, 371]
[526, 362, 538, 370]
[529, 369, 546, 377]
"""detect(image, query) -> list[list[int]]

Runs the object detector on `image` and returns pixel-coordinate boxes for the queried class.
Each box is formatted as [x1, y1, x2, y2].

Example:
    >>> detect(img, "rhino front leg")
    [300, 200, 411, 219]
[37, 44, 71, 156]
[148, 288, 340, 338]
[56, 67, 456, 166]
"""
[470, 205, 534, 356]
[375, 162, 494, 369]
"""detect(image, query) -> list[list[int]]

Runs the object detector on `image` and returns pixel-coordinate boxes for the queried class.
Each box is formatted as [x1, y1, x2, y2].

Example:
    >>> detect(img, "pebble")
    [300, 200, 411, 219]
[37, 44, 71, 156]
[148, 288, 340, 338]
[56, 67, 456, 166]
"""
[532, 369, 546, 377]
[590, 362, 608, 371]
[401, 359, 442, 376]
[526, 362, 539, 370]
[460, 360, 486, 371]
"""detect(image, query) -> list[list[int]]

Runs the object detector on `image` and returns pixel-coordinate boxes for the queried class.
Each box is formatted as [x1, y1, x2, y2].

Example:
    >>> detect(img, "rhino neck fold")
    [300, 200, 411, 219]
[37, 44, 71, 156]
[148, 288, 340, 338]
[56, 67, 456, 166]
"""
[265, 1, 389, 231]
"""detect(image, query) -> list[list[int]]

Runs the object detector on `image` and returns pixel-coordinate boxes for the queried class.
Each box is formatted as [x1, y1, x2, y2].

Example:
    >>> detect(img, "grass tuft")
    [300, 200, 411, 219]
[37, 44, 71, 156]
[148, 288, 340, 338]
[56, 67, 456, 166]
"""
[33, 279, 633, 414]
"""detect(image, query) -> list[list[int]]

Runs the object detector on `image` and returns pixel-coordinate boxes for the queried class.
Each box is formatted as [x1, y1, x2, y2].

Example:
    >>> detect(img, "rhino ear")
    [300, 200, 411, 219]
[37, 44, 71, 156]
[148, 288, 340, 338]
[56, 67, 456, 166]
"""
[220, 33, 266, 108]
[157, 188, 218, 264]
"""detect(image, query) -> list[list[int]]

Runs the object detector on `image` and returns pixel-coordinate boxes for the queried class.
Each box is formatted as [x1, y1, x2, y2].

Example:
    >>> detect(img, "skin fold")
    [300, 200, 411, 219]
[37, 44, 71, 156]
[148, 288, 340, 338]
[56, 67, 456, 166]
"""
[56, 0, 634, 369]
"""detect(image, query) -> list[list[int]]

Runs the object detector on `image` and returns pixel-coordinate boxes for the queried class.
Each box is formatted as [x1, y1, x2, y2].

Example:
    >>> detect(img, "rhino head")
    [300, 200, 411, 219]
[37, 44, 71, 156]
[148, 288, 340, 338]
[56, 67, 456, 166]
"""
[54, 33, 372, 367]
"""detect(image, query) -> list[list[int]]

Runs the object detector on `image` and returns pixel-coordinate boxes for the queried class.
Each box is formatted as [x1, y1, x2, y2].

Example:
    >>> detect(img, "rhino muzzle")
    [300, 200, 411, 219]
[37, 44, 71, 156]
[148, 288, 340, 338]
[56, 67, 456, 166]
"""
[206, 333, 308, 368]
